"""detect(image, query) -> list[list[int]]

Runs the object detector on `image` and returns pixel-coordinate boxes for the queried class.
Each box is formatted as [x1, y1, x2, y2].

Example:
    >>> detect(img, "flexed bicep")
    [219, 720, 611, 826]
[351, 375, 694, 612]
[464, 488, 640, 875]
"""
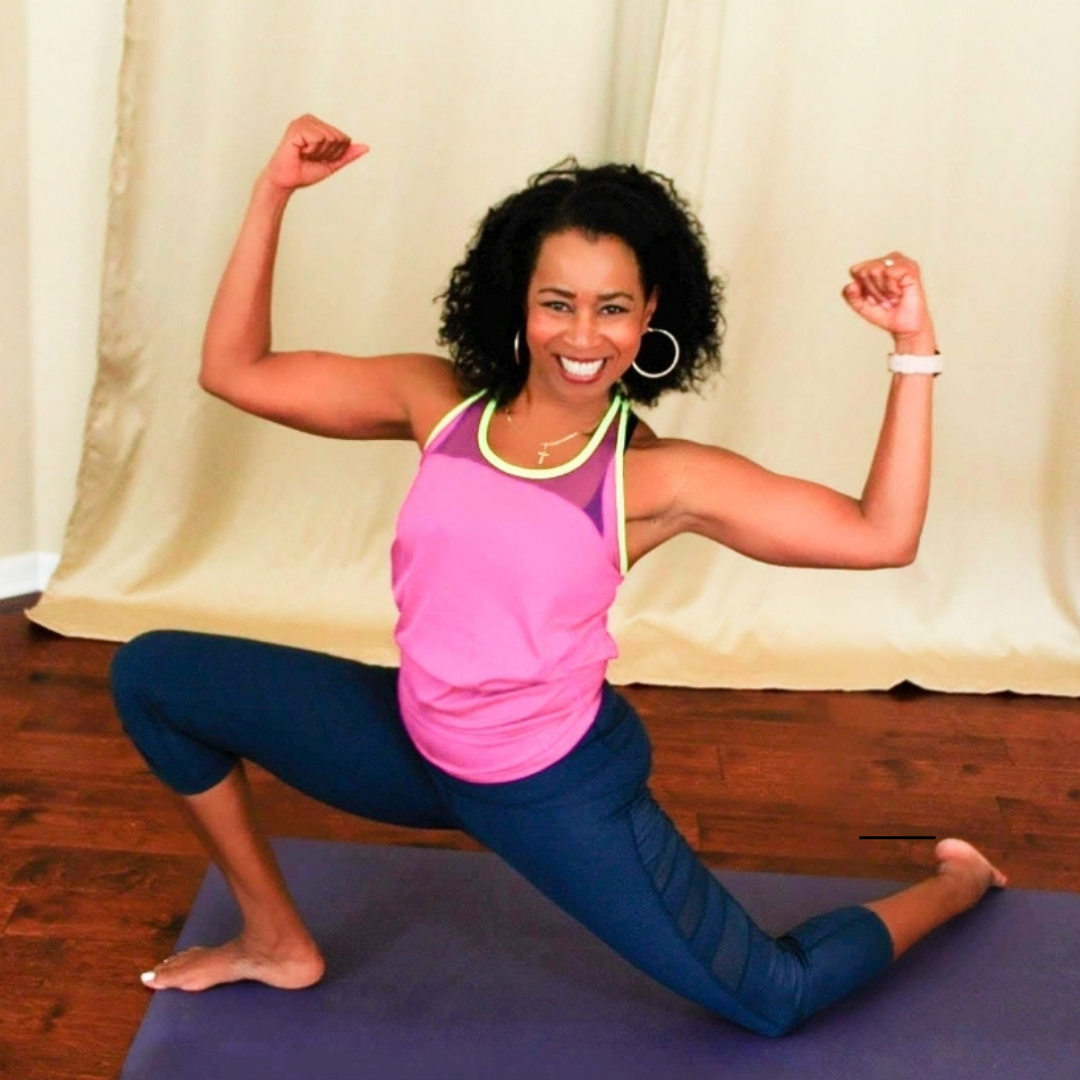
[662, 441, 912, 570]
[198, 117, 461, 443]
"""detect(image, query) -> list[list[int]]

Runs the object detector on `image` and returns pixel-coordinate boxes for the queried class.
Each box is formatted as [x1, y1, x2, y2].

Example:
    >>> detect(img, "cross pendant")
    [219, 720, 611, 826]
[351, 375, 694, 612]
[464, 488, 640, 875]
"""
[537, 448, 550, 464]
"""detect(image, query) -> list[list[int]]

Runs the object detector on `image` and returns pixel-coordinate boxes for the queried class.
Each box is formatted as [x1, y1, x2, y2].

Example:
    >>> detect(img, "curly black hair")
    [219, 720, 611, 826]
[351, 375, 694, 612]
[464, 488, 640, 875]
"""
[437, 160, 724, 408]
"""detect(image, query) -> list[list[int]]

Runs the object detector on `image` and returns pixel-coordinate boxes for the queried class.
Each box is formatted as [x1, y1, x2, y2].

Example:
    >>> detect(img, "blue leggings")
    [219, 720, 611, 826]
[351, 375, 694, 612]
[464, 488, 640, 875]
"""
[110, 630, 893, 1037]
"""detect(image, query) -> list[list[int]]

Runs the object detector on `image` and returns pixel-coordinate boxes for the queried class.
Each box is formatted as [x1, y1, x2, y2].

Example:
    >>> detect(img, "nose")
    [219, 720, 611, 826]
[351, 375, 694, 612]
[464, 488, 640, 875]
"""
[564, 310, 600, 349]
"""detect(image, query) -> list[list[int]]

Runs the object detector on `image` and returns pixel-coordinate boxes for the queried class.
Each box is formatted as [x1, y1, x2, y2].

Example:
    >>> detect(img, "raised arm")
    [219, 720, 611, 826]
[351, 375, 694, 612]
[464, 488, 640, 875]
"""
[628, 253, 938, 570]
[200, 115, 458, 442]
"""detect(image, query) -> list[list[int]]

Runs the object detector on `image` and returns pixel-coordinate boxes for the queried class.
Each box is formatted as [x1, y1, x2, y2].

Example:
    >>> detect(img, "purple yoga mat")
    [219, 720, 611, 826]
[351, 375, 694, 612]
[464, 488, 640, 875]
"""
[121, 839, 1079, 1080]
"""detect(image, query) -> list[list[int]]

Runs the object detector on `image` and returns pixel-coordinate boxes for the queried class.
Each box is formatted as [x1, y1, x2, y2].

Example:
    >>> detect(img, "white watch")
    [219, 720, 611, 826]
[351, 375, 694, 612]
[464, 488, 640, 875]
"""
[888, 352, 943, 375]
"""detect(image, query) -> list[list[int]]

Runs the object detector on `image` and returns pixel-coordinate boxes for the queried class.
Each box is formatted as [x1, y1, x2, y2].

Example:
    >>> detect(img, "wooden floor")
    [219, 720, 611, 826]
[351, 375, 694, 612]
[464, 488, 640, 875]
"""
[2, 594, 1078, 1079]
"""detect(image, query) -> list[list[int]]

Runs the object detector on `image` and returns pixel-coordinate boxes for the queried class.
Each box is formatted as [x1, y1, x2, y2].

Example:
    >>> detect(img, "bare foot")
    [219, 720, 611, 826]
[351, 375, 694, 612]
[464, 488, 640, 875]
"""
[935, 838, 1008, 910]
[140, 932, 325, 992]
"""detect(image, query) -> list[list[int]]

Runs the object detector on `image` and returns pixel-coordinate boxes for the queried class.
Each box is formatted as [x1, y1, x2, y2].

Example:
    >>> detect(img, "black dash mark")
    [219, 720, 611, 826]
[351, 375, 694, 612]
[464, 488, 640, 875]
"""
[859, 835, 936, 840]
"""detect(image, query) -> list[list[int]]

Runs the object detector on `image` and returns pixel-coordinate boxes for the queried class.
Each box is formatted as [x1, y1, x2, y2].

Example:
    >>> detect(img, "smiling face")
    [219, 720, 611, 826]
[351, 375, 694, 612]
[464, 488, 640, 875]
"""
[522, 229, 657, 401]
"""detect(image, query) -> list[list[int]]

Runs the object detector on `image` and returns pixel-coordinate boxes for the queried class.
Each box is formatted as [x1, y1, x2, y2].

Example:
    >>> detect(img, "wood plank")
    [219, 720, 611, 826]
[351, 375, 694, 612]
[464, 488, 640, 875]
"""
[0, 732, 146, 775]
[0, 980, 149, 1080]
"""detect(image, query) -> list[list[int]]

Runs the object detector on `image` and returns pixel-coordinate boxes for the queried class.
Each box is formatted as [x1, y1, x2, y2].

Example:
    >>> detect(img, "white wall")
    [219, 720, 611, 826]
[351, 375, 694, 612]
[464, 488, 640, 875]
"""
[0, 0, 125, 596]
[0, 0, 34, 567]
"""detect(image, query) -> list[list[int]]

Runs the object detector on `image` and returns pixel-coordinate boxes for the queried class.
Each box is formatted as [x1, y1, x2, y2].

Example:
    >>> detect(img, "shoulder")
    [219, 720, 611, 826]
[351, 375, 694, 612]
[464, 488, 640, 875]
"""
[395, 354, 470, 447]
[623, 427, 749, 561]
[623, 425, 691, 524]
[624, 426, 747, 524]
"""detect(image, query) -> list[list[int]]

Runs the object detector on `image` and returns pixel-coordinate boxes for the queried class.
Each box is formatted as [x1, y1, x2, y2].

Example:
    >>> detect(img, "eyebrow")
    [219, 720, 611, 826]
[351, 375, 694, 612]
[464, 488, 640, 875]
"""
[537, 287, 636, 301]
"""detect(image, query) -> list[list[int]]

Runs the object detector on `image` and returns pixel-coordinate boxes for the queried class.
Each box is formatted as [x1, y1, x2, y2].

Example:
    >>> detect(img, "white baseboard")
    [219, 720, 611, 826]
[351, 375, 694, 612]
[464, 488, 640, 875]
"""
[0, 552, 60, 599]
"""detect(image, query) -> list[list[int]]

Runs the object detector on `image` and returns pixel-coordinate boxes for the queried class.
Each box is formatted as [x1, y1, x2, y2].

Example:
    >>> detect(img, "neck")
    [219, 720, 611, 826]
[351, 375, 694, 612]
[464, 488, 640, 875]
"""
[506, 382, 618, 431]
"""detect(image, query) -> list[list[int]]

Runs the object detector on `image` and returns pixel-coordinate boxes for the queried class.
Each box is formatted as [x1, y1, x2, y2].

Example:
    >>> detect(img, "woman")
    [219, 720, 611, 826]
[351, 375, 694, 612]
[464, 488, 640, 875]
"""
[111, 115, 1006, 1037]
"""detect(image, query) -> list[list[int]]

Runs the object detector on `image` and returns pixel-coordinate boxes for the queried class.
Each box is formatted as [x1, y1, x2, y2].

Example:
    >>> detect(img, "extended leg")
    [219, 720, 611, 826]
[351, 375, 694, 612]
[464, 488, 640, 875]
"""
[432, 689, 1004, 1037]
[110, 630, 456, 991]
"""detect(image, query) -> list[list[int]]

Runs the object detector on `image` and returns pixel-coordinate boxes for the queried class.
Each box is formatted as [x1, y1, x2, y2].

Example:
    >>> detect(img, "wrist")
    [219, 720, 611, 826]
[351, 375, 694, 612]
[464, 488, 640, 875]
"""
[891, 329, 937, 355]
[252, 170, 296, 209]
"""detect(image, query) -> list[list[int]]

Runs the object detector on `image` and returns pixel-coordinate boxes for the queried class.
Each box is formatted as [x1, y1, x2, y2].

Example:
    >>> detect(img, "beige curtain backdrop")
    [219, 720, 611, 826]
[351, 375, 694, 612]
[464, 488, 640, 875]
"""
[30, 0, 1080, 694]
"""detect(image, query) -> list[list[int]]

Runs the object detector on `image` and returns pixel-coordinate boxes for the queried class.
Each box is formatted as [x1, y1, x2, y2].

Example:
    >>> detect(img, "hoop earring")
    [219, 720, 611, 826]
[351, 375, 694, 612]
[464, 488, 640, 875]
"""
[513, 330, 525, 367]
[632, 327, 680, 379]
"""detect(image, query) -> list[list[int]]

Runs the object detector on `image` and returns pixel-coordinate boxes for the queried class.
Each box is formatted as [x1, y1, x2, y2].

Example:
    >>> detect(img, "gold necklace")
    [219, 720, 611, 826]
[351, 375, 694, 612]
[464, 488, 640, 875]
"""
[503, 409, 594, 465]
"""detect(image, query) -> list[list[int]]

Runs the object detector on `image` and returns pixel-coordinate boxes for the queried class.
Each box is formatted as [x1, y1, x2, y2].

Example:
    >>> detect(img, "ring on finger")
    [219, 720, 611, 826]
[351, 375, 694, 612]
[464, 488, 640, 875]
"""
[882, 258, 895, 267]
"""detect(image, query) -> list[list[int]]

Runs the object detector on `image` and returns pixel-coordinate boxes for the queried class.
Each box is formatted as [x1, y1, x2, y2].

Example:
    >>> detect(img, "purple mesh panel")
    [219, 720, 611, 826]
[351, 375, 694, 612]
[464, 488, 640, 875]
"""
[432, 399, 623, 537]
[583, 483, 606, 535]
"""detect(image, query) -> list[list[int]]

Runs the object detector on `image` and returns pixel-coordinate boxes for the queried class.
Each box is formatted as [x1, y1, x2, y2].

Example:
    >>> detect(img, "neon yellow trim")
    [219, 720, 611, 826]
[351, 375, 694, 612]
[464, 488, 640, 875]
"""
[422, 391, 485, 452]
[615, 398, 630, 575]
[477, 394, 623, 479]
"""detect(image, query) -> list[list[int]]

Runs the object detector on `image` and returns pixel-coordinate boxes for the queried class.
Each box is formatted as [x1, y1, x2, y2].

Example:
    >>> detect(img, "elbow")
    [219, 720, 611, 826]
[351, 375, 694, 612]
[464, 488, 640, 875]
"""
[198, 348, 263, 400]
[197, 367, 219, 396]
[197, 367, 233, 402]
[855, 511, 923, 568]
[875, 537, 920, 568]
[198, 345, 223, 396]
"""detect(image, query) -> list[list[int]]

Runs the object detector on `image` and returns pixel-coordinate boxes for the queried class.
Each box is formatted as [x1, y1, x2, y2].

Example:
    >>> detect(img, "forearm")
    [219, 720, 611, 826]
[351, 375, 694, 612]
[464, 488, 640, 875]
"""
[858, 328, 937, 562]
[200, 173, 293, 392]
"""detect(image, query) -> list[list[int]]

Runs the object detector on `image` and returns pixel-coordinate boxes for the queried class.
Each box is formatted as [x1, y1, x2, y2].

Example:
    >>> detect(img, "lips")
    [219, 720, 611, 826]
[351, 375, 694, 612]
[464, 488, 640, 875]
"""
[558, 356, 606, 379]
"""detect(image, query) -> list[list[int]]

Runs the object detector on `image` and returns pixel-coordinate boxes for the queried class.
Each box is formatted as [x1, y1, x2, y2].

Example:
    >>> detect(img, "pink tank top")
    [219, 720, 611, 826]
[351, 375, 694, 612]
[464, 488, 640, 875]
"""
[391, 392, 632, 782]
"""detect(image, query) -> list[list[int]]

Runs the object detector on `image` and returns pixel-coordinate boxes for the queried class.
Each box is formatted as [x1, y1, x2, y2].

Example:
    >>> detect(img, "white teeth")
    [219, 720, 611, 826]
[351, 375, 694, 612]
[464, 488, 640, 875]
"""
[559, 356, 605, 377]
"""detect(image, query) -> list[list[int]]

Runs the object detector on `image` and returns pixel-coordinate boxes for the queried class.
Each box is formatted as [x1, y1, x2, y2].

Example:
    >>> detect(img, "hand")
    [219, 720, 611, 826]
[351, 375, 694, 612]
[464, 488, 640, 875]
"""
[263, 114, 368, 192]
[842, 253, 936, 351]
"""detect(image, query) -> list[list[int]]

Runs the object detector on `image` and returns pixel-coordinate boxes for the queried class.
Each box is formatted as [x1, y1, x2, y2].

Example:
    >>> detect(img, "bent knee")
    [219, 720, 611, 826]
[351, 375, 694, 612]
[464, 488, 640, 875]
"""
[742, 1006, 803, 1039]
[110, 630, 192, 697]
[110, 629, 203, 738]
[726, 937, 815, 1037]
[730, 981, 806, 1037]
[110, 630, 235, 793]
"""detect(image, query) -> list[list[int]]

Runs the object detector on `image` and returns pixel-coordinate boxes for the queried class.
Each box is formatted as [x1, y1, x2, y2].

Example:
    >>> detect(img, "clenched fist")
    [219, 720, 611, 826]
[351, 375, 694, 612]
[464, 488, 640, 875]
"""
[842, 252, 934, 345]
[264, 114, 368, 192]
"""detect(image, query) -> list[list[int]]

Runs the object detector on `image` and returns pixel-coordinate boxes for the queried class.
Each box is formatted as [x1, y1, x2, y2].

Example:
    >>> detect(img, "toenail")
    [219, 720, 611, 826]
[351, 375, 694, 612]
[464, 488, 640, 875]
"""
[140, 971, 157, 983]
